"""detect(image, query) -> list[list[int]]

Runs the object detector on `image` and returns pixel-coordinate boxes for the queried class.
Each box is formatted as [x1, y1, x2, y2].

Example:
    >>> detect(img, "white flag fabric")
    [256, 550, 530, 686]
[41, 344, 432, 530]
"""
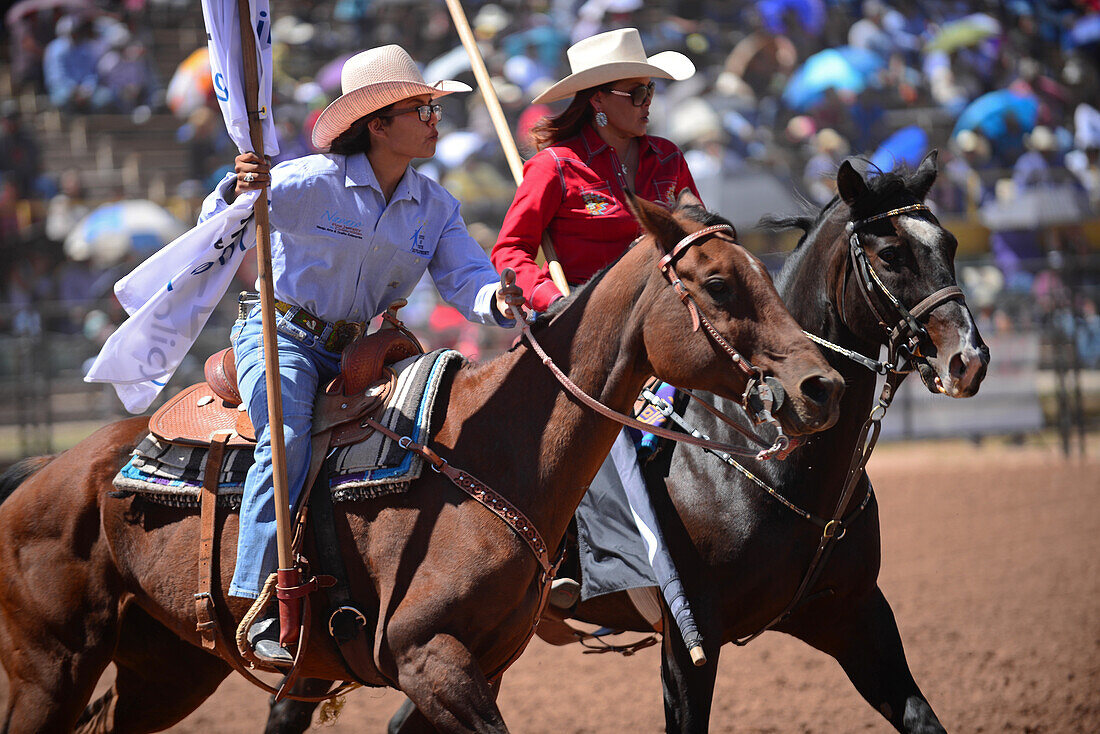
[202, 0, 279, 157]
[84, 193, 258, 413]
[84, 0, 279, 412]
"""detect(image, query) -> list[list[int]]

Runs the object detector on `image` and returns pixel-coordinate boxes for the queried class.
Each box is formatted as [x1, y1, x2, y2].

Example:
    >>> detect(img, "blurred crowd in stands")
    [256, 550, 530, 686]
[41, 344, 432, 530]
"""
[1, 0, 1099, 370]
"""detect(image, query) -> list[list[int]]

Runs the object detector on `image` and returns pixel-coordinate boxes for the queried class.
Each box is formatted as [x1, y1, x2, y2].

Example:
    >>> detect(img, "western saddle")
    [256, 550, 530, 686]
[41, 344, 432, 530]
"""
[148, 304, 423, 451]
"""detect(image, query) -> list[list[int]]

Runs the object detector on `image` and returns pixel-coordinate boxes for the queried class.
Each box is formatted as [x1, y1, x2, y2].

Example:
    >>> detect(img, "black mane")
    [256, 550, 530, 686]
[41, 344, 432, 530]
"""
[759, 163, 928, 248]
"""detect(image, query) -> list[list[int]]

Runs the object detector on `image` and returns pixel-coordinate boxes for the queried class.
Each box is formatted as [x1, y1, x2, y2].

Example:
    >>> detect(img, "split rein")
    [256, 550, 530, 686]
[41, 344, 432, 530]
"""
[512, 224, 794, 463]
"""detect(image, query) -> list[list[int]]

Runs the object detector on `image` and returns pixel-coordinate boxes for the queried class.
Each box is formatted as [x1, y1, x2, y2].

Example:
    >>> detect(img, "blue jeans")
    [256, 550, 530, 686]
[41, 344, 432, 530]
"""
[228, 307, 341, 599]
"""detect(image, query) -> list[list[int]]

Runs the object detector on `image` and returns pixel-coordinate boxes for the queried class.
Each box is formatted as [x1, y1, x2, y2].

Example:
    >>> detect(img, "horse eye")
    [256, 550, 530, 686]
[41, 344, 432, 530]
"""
[877, 247, 900, 267]
[704, 278, 730, 298]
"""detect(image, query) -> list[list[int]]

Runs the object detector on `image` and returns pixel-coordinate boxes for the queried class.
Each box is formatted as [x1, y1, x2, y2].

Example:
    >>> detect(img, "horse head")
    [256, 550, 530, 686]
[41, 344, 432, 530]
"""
[832, 152, 989, 397]
[627, 190, 843, 437]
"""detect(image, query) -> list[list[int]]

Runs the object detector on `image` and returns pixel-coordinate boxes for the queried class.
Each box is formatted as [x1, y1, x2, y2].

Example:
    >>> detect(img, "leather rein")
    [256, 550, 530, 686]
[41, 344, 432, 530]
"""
[517, 223, 795, 462]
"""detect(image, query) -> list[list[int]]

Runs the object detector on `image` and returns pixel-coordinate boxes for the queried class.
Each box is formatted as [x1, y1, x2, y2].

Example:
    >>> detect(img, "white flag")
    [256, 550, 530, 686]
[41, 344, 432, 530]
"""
[84, 193, 259, 413]
[202, 0, 279, 157]
[84, 0, 279, 412]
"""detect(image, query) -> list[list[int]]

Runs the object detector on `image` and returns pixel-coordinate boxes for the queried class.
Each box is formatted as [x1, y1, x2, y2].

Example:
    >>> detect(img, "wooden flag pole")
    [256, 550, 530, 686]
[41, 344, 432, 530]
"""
[235, 0, 295, 588]
[441, 0, 570, 297]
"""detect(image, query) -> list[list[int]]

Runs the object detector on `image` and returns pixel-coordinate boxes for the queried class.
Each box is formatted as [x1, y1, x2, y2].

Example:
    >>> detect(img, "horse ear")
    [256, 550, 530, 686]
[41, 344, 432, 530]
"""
[912, 149, 939, 200]
[675, 188, 703, 210]
[626, 191, 682, 254]
[835, 160, 868, 208]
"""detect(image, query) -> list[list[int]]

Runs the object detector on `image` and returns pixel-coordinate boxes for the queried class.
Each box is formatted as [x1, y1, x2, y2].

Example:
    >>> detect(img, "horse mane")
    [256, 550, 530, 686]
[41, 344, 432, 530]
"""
[759, 162, 929, 252]
[0, 455, 54, 505]
[765, 162, 930, 295]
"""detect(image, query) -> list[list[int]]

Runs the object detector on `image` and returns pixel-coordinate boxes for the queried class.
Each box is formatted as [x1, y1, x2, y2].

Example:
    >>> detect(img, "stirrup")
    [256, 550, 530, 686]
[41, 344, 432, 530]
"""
[548, 577, 580, 610]
[247, 614, 294, 665]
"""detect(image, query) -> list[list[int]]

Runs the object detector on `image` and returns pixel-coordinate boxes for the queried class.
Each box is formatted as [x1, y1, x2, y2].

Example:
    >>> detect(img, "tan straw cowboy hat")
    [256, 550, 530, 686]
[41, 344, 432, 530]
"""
[531, 28, 694, 105]
[312, 45, 472, 151]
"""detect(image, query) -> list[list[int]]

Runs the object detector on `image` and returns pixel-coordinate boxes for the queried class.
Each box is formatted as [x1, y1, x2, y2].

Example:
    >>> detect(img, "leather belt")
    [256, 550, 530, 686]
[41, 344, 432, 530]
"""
[238, 292, 364, 354]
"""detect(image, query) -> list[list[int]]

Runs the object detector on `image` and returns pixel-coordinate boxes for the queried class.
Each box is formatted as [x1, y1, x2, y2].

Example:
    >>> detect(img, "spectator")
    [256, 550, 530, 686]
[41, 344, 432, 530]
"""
[97, 40, 161, 115]
[1012, 125, 1075, 189]
[45, 169, 91, 245]
[802, 127, 849, 205]
[7, 7, 55, 95]
[1066, 102, 1100, 210]
[175, 106, 233, 196]
[940, 130, 993, 215]
[0, 102, 42, 199]
[42, 14, 112, 113]
[847, 0, 895, 58]
[0, 175, 22, 245]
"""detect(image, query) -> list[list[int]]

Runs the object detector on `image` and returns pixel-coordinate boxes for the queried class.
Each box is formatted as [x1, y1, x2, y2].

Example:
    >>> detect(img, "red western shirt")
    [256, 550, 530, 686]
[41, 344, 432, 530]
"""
[492, 124, 699, 312]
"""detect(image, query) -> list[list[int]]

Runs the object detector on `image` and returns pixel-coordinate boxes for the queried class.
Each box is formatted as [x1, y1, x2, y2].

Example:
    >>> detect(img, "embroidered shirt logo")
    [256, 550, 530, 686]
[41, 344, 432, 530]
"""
[410, 220, 430, 255]
[659, 184, 677, 210]
[582, 191, 613, 216]
[315, 209, 363, 239]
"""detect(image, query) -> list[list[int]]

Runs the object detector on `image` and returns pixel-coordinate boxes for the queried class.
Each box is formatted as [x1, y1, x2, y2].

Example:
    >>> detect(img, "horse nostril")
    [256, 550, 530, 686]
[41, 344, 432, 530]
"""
[799, 374, 836, 408]
[949, 352, 967, 381]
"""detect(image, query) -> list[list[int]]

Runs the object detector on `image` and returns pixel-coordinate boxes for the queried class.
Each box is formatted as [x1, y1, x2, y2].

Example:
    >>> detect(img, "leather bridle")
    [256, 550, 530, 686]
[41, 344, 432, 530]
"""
[518, 223, 802, 460]
[843, 203, 966, 389]
[656, 223, 794, 457]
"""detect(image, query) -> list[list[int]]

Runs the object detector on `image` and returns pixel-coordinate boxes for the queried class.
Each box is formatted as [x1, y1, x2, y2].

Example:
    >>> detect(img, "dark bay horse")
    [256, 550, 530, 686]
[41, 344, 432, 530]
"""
[0, 194, 844, 733]
[300, 153, 988, 733]
[560, 154, 989, 733]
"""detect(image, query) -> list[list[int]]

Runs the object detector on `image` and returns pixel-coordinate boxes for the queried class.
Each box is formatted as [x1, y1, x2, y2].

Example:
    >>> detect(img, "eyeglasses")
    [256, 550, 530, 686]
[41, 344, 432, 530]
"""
[381, 103, 443, 122]
[606, 81, 656, 107]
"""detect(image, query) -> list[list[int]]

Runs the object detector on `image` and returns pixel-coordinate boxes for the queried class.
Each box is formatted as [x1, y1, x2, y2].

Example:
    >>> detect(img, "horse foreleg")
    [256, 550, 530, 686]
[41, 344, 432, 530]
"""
[387, 697, 434, 734]
[263, 678, 329, 734]
[388, 675, 501, 734]
[0, 537, 120, 729]
[75, 603, 231, 734]
[394, 635, 506, 734]
[791, 587, 947, 733]
[660, 622, 720, 734]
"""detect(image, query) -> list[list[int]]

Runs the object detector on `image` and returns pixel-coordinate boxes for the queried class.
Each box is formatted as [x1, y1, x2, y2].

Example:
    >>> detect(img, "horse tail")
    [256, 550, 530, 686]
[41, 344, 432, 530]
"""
[0, 455, 55, 505]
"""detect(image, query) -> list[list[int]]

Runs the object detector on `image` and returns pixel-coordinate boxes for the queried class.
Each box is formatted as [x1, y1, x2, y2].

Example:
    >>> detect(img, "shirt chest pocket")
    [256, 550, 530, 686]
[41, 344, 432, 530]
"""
[651, 179, 679, 210]
[574, 183, 621, 218]
[384, 246, 433, 293]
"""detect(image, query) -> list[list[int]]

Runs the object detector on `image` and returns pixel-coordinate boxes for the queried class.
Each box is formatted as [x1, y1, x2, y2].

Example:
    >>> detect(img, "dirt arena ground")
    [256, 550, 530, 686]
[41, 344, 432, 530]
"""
[2, 438, 1097, 732]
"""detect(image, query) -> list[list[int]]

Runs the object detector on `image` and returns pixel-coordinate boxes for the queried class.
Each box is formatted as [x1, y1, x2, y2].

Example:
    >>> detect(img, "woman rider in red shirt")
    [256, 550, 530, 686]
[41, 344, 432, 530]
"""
[491, 28, 701, 627]
[491, 27, 699, 310]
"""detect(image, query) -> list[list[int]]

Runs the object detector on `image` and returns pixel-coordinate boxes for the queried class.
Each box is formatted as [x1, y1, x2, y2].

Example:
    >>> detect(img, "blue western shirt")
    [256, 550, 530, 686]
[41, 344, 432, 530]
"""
[200, 151, 506, 326]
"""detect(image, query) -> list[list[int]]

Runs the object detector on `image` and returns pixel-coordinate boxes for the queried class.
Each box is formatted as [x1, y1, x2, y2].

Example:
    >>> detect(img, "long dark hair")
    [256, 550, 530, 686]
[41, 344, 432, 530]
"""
[328, 101, 397, 156]
[529, 87, 601, 151]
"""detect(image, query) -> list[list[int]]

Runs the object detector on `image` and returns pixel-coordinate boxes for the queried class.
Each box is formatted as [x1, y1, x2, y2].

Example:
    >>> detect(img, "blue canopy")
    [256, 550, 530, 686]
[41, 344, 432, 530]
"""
[952, 89, 1038, 142]
[870, 126, 929, 173]
[782, 46, 884, 111]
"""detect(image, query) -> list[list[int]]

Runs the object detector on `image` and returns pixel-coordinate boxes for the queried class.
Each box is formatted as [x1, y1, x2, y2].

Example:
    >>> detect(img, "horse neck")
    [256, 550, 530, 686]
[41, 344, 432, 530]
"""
[456, 249, 655, 544]
[771, 205, 885, 510]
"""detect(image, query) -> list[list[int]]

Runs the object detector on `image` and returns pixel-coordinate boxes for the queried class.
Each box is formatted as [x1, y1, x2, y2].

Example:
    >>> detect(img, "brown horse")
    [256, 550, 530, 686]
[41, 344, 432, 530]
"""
[0, 194, 843, 733]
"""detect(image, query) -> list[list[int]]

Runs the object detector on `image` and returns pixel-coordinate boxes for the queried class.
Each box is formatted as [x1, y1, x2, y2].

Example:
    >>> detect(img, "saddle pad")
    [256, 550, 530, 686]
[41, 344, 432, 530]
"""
[113, 349, 465, 506]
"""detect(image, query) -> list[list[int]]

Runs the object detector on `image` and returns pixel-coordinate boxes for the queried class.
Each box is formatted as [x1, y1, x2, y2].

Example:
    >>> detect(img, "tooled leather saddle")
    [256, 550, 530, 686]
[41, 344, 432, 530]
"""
[148, 324, 423, 451]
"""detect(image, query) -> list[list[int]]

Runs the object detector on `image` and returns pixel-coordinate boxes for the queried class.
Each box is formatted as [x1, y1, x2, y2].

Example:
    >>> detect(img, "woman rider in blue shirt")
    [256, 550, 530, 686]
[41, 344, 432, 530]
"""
[201, 44, 525, 663]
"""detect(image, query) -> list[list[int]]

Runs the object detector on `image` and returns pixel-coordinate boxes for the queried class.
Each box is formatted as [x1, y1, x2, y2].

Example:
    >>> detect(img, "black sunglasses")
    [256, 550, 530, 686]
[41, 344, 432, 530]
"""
[381, 103, 442, 122]
[606, 81, 656, 107]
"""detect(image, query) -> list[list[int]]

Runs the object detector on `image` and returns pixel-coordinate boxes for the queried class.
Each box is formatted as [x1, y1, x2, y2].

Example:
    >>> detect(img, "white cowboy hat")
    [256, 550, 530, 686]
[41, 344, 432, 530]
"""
[531, 28, 694, 105]
[312, 45, 471, 151]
